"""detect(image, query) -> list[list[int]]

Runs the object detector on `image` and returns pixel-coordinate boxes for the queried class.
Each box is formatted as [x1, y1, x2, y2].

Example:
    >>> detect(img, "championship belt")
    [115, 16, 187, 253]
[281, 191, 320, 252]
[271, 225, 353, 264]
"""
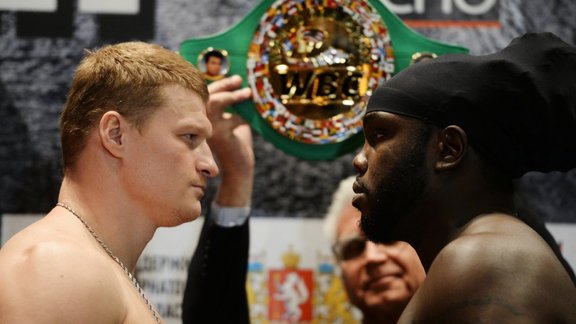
[180, 0, 468, 160]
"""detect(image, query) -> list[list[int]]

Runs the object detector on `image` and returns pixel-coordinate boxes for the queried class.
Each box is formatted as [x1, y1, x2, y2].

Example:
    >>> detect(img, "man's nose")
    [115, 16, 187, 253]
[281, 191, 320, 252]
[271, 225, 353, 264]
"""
[364, 241, 390, 262]
[197, 141, 219, 178]
[352, 144, 368, 174]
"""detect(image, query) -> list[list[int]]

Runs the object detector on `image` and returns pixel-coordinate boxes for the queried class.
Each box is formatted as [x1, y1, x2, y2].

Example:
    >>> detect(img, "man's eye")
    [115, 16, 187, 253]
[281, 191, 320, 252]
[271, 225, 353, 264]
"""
[333, 237, 367, 261]
[183, 134, 199, 144]
[366, 129, 387, 143]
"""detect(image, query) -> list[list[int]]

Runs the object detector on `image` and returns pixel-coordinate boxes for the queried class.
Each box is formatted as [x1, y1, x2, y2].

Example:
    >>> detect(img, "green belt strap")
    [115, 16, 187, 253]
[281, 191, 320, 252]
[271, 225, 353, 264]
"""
[180, 0, 468, 160]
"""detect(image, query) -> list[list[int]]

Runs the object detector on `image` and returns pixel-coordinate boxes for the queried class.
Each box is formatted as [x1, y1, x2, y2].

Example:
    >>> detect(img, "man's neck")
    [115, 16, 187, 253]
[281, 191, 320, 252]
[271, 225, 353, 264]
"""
[362, 309, 401, 324]
[408, 182, 516, 271]
[58, 175, 157, 271]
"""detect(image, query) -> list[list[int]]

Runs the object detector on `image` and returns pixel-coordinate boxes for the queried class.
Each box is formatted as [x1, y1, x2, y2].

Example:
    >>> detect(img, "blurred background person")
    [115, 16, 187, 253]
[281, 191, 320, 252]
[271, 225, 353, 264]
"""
[324, 176, 425, 324]
[203, 50, 226, 79]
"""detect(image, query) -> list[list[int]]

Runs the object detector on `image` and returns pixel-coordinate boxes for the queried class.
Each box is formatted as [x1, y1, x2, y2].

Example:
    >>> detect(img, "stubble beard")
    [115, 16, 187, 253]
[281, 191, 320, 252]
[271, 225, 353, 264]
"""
[360, 139, 429, 244]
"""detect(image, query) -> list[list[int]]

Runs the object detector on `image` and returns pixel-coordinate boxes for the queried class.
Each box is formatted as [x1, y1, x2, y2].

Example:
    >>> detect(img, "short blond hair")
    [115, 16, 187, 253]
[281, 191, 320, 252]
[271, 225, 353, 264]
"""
[60, 41, 208, 169]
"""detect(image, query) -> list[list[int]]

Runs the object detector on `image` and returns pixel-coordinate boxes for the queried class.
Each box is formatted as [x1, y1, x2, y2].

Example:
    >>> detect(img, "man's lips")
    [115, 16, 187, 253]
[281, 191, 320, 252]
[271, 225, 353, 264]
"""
[192, 184, 206, 197]
[363, 273, 402, 290]
[352, 180, 365, 194]
[352, 194, 364, 210]
[352, 181, 366, 209]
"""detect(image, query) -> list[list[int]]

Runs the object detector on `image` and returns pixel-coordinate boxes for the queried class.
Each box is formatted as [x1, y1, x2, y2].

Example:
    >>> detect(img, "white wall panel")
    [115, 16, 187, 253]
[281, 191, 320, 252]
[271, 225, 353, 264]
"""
[0, 0, 56, 12]
[78, 0, 139, 14]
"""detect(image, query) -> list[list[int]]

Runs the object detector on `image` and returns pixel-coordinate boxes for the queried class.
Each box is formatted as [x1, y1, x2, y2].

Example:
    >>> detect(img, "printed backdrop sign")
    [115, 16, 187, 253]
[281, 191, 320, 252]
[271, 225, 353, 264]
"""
[245, 218, 360, 323]
[2, 214, 575, 324]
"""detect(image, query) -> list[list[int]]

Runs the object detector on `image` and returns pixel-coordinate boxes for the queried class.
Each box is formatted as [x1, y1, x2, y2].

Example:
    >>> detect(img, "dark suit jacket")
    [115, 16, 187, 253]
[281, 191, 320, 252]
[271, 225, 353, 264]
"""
[181, 212, 250, 324]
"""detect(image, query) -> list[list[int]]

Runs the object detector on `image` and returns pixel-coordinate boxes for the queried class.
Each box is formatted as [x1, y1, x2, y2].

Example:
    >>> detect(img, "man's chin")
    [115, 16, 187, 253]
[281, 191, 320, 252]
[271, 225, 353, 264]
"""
[184, 209, 202, 223]
[359, 293, 405, 319]
[165, 206, 202, 227]
[360, 213, 396, 244]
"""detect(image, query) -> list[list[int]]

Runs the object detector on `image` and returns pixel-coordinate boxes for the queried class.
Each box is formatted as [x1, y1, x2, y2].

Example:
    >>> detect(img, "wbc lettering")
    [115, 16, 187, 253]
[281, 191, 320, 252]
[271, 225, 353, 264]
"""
[272, 67, 364, 119]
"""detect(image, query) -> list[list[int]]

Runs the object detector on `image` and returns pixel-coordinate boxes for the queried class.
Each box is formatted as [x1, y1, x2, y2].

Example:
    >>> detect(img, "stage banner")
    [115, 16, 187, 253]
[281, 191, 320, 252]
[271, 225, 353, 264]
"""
[3, 215, 575, 324]
[135, 218, 362, 324]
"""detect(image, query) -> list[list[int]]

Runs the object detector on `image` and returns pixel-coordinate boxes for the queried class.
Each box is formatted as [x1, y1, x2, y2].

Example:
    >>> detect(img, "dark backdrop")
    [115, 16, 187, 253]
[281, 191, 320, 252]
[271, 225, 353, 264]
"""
[1, 0, 575, 222]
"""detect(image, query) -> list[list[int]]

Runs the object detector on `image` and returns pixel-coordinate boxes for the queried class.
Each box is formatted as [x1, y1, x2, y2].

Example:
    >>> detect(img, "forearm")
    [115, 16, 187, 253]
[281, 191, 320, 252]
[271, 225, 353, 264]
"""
[215, 168, 254, 207]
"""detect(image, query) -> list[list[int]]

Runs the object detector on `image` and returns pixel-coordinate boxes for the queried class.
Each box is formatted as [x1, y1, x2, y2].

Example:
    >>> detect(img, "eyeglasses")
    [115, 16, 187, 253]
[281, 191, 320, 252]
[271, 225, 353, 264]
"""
[332, 235, 368, 261]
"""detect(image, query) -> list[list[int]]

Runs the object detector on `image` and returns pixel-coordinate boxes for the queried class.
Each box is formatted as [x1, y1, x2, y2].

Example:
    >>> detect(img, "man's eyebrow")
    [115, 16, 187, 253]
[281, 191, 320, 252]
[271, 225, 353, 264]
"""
[338, 234, 365, 245]
[178, 119, 209, 133]
[363, 112, 387, 125]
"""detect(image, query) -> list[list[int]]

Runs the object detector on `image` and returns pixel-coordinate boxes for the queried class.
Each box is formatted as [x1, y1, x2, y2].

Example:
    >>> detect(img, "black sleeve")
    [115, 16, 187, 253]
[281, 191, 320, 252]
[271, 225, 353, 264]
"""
[181, 210, 250, 324]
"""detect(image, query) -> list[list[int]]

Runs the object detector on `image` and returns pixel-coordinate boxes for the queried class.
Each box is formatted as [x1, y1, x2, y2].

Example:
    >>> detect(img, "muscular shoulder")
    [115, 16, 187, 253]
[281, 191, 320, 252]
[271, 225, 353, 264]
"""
[400, 215, 576, 323]
[0, 224, 126, 323]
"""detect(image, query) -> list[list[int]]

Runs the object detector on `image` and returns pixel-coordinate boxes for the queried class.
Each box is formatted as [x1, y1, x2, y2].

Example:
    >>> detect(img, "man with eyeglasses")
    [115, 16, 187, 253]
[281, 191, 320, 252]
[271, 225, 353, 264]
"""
[324, 176, 425, 324]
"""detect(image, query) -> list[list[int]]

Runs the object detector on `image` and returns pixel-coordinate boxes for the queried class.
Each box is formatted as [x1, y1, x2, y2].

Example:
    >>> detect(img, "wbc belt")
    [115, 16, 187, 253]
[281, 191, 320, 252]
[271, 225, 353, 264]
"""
[180, 0, 468, 160]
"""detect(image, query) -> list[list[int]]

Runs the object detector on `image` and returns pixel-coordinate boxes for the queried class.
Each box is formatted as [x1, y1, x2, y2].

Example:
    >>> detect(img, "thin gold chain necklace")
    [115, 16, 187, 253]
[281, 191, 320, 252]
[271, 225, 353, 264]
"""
[56, 202, 161, 324]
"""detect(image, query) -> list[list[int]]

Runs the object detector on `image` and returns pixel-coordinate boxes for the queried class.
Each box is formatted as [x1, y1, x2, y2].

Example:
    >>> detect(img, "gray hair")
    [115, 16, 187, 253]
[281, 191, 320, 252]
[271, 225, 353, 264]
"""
[323, 176, 356, 248]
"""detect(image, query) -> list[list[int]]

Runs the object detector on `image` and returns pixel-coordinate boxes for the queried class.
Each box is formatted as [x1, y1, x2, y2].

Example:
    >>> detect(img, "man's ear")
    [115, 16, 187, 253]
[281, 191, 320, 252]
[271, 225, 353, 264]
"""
[99, 111, 126, 158]
[434, 125, 467, 171]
